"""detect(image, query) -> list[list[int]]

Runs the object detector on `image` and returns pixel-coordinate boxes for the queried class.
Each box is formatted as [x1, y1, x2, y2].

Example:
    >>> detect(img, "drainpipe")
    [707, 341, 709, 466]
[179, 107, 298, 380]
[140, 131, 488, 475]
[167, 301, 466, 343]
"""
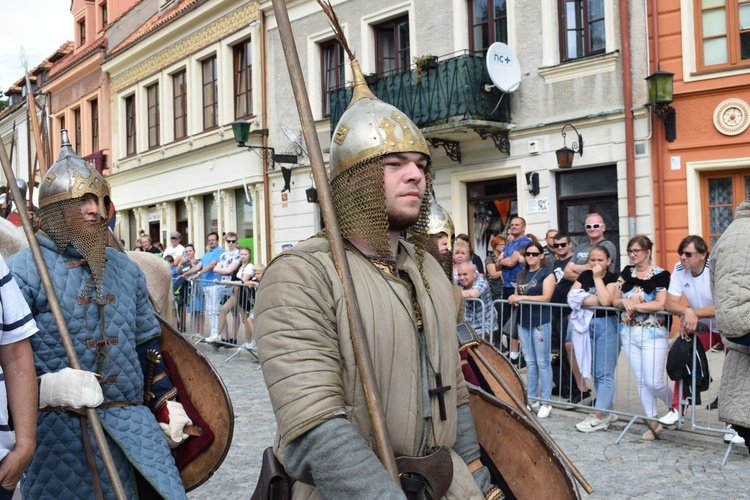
[260, 11, 273, 263]
[650, 0, 667, 266]
[620, 0, 636, 240]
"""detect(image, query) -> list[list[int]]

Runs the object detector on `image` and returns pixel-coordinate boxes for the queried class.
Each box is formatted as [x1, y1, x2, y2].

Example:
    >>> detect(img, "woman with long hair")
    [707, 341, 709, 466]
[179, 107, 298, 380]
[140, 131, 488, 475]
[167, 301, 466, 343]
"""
[613, 235, 671, 440]
[508, 241, 556, 418]
[216, 246, 255, 344]
[569, 245, 621, 433]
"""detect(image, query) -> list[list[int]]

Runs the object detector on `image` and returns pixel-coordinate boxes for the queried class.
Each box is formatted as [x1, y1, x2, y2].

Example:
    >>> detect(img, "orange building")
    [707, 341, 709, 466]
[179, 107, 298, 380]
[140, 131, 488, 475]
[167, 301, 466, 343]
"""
[43, 0, 141, 173]
[649, 0, 750, 270]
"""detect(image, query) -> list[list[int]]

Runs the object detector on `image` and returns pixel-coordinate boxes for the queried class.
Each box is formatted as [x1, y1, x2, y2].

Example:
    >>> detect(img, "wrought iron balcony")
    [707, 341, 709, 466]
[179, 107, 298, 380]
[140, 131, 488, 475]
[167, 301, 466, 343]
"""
[328, 52, 512, 161]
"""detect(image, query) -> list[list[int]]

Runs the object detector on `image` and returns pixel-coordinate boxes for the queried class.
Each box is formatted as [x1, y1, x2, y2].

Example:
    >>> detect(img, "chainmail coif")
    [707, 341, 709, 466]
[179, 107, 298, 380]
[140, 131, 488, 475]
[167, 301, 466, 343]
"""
[40, 198, 109, 298]
[331, 155, 434, 291]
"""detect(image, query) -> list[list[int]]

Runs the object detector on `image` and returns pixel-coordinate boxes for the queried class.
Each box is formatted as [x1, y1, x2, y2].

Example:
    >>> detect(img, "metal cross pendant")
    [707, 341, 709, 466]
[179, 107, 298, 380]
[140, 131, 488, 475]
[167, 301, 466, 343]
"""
[428, 373, 451, 421]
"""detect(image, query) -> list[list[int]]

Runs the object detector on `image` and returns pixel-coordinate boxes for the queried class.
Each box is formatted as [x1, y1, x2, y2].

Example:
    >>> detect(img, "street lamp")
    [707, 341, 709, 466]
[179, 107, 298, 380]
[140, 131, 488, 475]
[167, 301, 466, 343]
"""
[555, 123, 583, 168]
[231, 120, 298, 170]
[645, 69, 676, 142]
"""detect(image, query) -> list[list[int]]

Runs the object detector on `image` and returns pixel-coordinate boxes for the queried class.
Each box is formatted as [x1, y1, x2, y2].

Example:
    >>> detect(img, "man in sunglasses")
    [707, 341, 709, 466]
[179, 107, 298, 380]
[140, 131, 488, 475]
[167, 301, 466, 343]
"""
[564, 213, 617, 281]
[207, 232, 242, 344]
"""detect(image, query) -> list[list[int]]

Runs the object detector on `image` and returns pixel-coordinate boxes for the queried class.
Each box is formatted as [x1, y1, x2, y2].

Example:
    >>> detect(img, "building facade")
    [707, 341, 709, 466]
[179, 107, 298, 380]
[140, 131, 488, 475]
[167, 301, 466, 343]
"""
[260, 0, 655, 267]
[103, 0, 270, 262]
[648, 0, 750, 271]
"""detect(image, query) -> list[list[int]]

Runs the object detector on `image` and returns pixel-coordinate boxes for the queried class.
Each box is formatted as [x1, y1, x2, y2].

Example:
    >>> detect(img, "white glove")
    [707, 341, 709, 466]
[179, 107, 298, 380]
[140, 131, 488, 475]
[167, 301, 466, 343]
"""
[158, 401, 193, 448]
[39, 368, 104, 409]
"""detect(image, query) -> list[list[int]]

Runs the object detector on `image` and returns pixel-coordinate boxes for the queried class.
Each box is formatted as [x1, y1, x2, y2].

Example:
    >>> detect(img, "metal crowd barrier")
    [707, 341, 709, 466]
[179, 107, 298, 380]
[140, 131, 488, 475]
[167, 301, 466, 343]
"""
[461, 297, 737, 459]
[172, 277, 258, 362]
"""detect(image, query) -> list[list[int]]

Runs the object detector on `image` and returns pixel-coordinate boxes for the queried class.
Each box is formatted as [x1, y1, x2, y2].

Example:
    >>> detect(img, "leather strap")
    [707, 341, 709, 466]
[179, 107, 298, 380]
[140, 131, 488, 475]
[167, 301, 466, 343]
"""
[79, 415, 105, 500]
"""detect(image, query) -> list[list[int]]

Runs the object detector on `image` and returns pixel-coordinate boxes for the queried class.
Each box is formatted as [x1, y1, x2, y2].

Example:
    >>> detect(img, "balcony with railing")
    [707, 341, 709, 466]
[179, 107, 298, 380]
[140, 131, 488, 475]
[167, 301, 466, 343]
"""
[328, 52, 513, 162]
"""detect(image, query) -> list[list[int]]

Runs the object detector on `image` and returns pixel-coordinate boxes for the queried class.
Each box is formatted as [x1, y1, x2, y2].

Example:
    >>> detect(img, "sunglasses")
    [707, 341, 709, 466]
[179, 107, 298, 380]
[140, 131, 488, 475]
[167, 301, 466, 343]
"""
[678, 250, 698, 258]
[552, 242, 569, 248]
[226, 239, 237, 243]
[585, 223, 603, 229]
[627, 248, 644, 254]
[525, 251, 542, 257]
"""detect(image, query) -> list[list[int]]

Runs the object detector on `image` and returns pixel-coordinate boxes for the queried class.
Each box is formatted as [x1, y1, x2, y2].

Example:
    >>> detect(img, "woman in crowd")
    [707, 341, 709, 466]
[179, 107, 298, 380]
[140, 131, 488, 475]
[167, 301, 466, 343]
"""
[178, 244, 204, 337]
[508, 241, 555, 418]
[485, 235, 506, 344]
[216, 246, 255, 345]
[613, 235, 671, 440]
[456, 233, 485, 275]
[569, 245, 621, 433]
[243, 264, 265, 355]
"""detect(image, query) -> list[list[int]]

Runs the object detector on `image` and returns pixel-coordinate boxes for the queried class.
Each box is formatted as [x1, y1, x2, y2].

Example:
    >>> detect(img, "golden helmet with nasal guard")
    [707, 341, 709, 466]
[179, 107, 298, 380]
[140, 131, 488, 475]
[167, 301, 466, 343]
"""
[39, 129, 110, 219]
[329, 61, 431, 181]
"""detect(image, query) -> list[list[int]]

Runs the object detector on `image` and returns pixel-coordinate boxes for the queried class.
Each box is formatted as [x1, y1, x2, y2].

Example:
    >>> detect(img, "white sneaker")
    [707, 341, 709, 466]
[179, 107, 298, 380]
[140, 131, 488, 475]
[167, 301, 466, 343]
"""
[205, 333, 220, 343]
[530, 401, 541, 413]
[577, 413, 618, 433]
[724, 425, 746, 445]
[537, 405, 552, 419]
[575, 414, 597, 432]
[658, 409, 680, 426]
[242, 341, 257, 350]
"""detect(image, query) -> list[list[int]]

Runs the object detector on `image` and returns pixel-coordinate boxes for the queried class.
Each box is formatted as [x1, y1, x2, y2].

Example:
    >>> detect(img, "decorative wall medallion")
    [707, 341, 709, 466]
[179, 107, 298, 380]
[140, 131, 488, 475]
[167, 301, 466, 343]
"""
[713, 98, 750, 136]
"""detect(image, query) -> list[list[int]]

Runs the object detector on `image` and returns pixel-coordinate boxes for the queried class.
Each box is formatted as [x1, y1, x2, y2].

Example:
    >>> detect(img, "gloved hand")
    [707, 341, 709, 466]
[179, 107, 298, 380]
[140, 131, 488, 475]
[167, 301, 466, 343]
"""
[38, 368, 104, 409]
[158, 401, 192, 448]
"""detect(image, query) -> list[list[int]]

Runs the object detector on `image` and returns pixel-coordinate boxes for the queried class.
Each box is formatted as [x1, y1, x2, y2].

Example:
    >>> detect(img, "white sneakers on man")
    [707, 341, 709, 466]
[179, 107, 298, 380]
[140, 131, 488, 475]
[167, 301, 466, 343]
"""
[205, 333, 221, 343]
[576, 413, 618, 433]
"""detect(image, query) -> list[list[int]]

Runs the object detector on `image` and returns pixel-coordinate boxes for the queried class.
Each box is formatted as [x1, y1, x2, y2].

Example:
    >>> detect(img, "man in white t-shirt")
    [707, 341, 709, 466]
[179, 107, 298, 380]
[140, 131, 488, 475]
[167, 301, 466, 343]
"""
[206, 232, 241, 343]
[0, 254, 38, 499]
[163, 231, 186, 268]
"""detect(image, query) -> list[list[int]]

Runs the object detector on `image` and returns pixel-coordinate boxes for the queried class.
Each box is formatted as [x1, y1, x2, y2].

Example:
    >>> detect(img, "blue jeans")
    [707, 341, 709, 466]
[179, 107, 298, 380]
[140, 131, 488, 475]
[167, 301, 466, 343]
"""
[518, 322, 552, 400]
[590, 315, 621, 411]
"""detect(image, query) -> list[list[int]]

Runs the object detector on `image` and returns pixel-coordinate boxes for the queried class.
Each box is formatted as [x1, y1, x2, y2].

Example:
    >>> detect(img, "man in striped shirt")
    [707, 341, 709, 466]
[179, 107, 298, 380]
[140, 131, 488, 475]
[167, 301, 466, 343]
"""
[0, 254, 37, 499]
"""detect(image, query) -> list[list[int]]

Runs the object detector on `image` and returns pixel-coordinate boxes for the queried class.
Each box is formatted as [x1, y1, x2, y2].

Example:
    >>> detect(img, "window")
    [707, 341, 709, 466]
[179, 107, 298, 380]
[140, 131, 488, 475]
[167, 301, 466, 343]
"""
[79, 19, 86, 45]
[469, 0, 508, 55]
[125, 95, 136, 155]
[101, 2, 108, 28]
[696, 0, 750, 70]
[59, 116, 65, 137]
[559, 0, 605, 61]
[74, 108, 82, 154]
[233, 40, 253, 119]
[91, 99, 99, 152]
[202, 57, 218, 130]
[321, 39, 345, 117]
[375, 16, 410, 74]
[147, 83, 160, 148]
[173, 70, 187, 140]
[702, 170, 750, 246]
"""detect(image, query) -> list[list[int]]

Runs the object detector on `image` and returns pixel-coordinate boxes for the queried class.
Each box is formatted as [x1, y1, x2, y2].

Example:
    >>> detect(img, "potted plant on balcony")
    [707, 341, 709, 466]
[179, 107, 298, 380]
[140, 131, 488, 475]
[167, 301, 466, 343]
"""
[413, 54, 438, 83]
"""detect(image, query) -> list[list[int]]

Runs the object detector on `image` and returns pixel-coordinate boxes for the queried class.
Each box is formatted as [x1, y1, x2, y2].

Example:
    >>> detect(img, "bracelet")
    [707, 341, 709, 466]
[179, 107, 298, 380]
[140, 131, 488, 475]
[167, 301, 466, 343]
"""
[485, 485, 503, 500]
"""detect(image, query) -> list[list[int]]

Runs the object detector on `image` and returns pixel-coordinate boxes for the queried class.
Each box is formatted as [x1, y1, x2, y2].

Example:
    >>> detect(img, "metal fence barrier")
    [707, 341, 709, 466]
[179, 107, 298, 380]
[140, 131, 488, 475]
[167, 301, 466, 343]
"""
[463, 297, 737, 459]
[172, 277, 258, 362]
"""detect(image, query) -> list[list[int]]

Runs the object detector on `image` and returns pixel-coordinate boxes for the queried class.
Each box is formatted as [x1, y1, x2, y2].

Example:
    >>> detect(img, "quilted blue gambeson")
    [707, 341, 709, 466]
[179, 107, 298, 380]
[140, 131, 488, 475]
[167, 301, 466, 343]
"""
[8, 234, 186, 499]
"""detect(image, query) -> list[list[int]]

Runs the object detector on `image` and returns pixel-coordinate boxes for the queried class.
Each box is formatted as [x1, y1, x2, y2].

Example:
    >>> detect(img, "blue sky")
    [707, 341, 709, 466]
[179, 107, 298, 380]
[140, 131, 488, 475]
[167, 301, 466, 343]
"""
[1, 1, 73, 93]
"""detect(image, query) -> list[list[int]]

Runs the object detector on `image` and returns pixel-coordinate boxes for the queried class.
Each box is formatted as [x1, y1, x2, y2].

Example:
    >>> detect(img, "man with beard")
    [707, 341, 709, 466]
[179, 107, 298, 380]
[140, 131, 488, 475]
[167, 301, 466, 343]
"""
[8, 132, 188, 499]
[255, 65, 494, 498]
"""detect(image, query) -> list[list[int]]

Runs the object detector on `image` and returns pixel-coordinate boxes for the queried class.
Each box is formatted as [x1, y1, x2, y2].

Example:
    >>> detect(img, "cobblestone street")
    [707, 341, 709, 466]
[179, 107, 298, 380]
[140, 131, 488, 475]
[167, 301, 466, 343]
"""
[190, 344, 750, 499]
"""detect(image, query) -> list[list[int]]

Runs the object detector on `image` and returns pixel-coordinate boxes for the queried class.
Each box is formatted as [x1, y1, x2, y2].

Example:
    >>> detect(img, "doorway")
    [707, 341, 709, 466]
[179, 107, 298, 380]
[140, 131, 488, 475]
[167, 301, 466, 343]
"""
[467, 177, 518, 260]
[557, 165, 620, 269]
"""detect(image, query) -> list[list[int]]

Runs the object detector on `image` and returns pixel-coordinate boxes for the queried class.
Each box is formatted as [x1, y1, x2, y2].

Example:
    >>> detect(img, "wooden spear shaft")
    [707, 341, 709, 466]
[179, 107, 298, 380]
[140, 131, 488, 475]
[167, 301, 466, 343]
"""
[0, 137, 128, 500]
[269, 0, 399, 483]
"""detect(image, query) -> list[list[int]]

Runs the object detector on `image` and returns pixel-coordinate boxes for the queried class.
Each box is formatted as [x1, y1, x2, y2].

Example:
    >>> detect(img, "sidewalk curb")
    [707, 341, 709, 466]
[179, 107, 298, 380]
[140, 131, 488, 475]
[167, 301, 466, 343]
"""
[547, 404, 749, 457]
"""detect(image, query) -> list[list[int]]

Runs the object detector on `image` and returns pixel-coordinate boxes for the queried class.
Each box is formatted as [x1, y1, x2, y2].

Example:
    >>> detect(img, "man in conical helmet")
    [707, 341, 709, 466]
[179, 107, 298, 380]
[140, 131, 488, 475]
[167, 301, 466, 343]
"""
[256, 55, 493, 497]
[8, 131, 189, 498]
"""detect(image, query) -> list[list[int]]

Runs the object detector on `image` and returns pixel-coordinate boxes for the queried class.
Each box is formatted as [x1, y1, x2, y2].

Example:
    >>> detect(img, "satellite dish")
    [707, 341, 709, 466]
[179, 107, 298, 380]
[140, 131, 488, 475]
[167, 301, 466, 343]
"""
[486, 42, 522, 93]
[280, 124, 309, 157]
